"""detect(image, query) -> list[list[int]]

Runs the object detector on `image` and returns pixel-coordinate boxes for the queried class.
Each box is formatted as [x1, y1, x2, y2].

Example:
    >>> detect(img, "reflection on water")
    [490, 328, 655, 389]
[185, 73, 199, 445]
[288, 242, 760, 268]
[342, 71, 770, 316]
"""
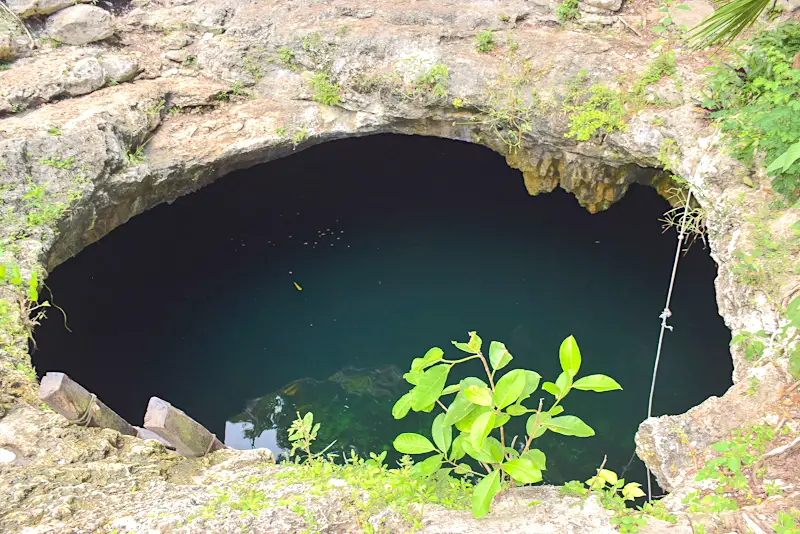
[225, 366, 430, 462]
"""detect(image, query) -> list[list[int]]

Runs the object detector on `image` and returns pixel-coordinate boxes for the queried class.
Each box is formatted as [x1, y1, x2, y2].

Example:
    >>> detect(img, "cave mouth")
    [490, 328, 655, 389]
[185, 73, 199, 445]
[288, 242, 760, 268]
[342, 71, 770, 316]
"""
[32, 134, 732, 485]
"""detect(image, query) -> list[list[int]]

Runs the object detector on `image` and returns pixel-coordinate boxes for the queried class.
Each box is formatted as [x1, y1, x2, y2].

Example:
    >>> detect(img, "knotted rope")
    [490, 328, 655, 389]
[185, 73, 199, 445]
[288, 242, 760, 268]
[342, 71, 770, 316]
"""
[646, 188, 693, 501]
[71, 393, 97, 426]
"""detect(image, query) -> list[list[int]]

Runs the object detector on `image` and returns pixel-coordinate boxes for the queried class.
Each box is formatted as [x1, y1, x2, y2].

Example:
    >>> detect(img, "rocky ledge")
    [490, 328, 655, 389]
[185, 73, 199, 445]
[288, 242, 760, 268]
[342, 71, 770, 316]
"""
[1, 0, 799, 531]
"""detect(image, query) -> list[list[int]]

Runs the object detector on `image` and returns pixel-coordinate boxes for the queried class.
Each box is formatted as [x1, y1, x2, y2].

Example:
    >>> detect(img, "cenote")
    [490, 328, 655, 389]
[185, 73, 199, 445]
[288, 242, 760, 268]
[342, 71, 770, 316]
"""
[33, 134, 732, 486]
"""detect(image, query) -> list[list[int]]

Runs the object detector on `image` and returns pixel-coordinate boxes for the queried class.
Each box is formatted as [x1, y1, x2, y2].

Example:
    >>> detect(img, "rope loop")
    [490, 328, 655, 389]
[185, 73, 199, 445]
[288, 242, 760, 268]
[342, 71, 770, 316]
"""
[70, 394, 97, 427]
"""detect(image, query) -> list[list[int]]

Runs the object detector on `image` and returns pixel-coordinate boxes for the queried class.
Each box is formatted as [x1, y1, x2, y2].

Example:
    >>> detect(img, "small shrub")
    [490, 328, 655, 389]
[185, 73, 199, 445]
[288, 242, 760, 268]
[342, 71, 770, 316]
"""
[557, 0, 581, 22]
[563, 83, 627, 141]
[701, 23, 800, 202]
[391, 331, 622, 518]
[277, 46, 296, 69]
[475, 30, 496, 53]
[309, 72, 341, 106]
[415, 63, 449, 98]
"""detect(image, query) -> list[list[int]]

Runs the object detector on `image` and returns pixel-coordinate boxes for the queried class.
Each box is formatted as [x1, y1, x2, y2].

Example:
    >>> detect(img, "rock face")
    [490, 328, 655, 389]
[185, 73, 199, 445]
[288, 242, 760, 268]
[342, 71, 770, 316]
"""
[0, 0, 798, 531]
[0, 13, 30, 61]
[46, 5, 114, 45]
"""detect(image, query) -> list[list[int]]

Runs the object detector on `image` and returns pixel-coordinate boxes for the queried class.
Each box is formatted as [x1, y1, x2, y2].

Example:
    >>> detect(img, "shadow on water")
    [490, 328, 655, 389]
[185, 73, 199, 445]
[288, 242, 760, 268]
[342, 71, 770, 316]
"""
[33, 134, 733, 487]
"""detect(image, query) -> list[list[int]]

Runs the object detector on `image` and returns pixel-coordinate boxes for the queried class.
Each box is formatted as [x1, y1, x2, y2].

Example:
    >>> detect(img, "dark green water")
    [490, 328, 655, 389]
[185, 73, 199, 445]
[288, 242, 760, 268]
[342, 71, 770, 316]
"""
[34, 134, 732, 485]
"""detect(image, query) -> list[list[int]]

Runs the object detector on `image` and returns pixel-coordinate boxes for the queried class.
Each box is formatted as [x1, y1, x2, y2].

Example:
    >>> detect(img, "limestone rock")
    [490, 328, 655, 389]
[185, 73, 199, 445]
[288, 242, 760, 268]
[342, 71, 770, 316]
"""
[161, 31, 193, 50]
[99, 54, 140, 83]
[668, 0, 714, 30]
[6, 0, 85, 19]
[65, 57, 105, 95]
[46, 5, 114, 46]
[165, 49, 189, 62]
[0, 16, 30, 61]
[579, 0, 623, 14]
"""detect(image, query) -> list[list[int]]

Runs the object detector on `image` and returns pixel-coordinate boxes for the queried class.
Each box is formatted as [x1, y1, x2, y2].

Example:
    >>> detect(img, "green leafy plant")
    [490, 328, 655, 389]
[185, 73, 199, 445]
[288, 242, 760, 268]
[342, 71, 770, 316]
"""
[774, 511, 800, 534]
[475, 30, 496, 53]
[292, 127, 308, 150]
[562, 467, 667, 534]
[556, 0, 581, 22]
[287, 411, 338, 463]
[563, 81, 627, 141]
[700, 23, 800, 202]
[47, 126, 62, 136]
[683, 424, 777, 512]
[277, 46, 296, 69]
[39, 155, 74, 169]
[391, 331, 622, 518]
[309, 72, 342, 106]
[414, 63, 449, 99]
[127, 145, 147, 165]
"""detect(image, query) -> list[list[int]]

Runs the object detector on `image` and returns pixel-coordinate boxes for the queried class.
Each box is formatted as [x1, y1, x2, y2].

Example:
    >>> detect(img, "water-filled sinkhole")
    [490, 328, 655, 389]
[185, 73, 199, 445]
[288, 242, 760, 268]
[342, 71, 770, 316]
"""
[34, 134, 732, 485]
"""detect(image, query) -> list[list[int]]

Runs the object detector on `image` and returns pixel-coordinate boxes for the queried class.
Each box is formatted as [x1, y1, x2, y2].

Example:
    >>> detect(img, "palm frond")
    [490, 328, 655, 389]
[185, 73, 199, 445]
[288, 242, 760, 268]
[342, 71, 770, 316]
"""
[688, 0, 773, 50]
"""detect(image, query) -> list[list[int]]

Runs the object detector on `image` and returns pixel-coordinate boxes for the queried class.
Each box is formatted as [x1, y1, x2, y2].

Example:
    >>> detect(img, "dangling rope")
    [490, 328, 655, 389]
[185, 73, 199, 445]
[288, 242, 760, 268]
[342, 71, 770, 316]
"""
[646, 188, 693, 501]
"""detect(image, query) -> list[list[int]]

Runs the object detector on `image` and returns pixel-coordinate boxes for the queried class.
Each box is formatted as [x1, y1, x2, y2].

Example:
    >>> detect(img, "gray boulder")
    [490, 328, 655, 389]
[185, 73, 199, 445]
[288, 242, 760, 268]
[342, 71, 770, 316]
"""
[7, 0, 85, 19]
[46, 5, 114, 46]
[65, 57, 105, 95]
[99, 54, 140, 83]
[579, 0, 623, 13]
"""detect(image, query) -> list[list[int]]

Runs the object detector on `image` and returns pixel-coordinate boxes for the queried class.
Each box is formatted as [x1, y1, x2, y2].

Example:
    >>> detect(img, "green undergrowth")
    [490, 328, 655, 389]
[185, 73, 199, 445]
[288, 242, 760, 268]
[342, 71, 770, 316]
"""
[563, 51, 680, 141]
[309, 72, 342, 106]
[731, 293, 800, 379]
[701, 22, 800, 204]
[455, 55, 550, 152]
[682, 423, 794, 513]
[556, 0, 580, 22]
[0, 148, 87, 369]
[274, 453, 472, 533]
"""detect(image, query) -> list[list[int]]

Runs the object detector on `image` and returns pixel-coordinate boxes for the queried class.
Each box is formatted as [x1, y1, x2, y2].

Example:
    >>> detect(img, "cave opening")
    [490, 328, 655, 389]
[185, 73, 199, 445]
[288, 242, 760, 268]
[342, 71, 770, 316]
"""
[32, 134, 732, 485]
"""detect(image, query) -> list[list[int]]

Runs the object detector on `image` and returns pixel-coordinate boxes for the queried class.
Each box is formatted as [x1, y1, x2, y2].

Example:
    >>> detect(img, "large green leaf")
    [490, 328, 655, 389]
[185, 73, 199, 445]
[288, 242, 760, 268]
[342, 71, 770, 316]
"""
[542, 382, 561, 398]
[450, 434, 467, 461]
[523, 448, 547, 470]
[470, 411, 495, 450]
[410, 453, 443, 477]
[505, 404, 528, 416]
[394, 433, 436, 454]
[555, 372, 572, 395]
[493, 369, 526, 409]
[403, 371, 422, 385]
[502, 458, 542, 484]
[431, 413, 453, 455]
[462, 436, 504, 463]
[525, 412, 551, 438]
[410, 364, 450, 411]
[472, 470, 501, 518]
[572, 374, 622, 392]
[453, 331, 482, 354]
[411, 347, 444, 373]
[518, 370, 541, 401]
[488, 341, 513, 370]
[443, 393, 478, 427]
[442, 384, 461, 395]
[545, 415, 595, 437]
[392, 392, 413, 419]
[786, 296, 800, 328]
[464, 385, 493, 407]
[559, 335, 581, 377]
[492, 413, 510, 428]
[767, 141, 800, 175]
[455, 405, 491, 433]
